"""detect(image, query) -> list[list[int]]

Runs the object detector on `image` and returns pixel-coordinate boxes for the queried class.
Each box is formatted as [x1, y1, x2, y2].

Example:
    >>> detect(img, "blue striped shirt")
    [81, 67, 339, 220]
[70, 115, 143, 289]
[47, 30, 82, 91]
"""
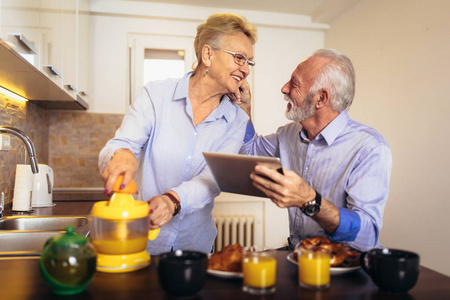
[240, 111, 392, 251]
[99, 72, 249, 254]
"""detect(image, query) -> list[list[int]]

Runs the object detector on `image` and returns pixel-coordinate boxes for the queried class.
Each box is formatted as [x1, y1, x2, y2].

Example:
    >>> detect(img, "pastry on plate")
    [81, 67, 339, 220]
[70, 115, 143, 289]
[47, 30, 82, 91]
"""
[208, 244, 243, 272]
[293, 236, 360, 267]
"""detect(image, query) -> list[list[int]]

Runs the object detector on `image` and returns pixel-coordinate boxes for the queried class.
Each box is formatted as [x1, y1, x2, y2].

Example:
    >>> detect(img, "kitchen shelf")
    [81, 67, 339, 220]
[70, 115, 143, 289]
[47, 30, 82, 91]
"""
[0, 39, 88, 110]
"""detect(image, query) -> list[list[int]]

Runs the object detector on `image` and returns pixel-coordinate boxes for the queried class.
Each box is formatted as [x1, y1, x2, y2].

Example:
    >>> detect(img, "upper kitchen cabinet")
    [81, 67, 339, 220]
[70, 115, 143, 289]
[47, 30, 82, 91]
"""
[40, 0, 64, 86]
[62, 0, 77, 98]
[0, 0, 41, 67]
[76, 0, 90, 102]
[0, 0, 88, 110]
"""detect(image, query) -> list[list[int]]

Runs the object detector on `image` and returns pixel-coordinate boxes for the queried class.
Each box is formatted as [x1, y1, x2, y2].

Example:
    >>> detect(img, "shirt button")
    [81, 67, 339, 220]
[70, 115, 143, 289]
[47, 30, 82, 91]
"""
[193, 132, 197, 136]
[188, 156, 192, 159]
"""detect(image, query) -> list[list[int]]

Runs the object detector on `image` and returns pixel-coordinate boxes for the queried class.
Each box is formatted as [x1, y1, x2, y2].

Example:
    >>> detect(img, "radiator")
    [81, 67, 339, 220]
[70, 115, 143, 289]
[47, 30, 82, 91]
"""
[213, 215, 254, 252]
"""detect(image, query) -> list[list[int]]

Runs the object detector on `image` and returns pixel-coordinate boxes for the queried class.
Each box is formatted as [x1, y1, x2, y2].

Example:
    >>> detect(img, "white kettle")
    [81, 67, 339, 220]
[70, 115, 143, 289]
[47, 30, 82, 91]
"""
[31, 164, 54, 207]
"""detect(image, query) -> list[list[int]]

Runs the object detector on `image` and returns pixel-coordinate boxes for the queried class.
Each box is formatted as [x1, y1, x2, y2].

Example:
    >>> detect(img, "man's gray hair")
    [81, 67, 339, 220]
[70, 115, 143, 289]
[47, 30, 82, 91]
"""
[309, 49, 355, 112]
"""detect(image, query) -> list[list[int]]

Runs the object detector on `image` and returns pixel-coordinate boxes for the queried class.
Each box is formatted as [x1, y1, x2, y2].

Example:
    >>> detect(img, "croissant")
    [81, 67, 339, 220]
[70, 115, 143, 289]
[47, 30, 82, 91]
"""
[208, 244, 243, 272]
[294, 237, 360, 267]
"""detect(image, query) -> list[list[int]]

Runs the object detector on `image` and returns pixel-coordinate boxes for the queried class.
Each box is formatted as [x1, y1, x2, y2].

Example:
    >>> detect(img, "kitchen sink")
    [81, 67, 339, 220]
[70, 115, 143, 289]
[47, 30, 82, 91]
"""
[0, 216, 89, 258]
[0, 216, 88, 231]
[0, 231, 62, 257]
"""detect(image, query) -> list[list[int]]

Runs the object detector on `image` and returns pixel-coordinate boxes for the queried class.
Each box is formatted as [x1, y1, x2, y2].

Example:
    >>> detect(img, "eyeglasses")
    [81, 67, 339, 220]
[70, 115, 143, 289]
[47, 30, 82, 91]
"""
[216, 49, 255, 69]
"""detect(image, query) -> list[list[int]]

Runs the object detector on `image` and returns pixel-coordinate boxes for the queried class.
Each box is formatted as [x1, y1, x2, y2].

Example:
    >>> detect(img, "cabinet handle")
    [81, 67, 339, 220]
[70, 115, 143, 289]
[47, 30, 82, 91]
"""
[64, 84, 78, 93]
[43, 65, 62, 78]
[79, 91, 88, 97]
[8, 33, 37, 55]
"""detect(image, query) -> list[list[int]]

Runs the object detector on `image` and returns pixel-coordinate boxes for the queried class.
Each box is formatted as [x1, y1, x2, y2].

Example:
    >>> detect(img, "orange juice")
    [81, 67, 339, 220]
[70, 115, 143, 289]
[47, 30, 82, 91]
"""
[298, 251, 330, 288]
[93, 233, 148, 254]
[243, 256, 277, 288]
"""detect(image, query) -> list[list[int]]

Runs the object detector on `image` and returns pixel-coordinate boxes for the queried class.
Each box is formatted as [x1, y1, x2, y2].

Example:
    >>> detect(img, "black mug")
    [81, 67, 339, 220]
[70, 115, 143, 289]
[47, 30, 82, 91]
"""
[157, 250, 208, 298]
[360, 248, 420, 293]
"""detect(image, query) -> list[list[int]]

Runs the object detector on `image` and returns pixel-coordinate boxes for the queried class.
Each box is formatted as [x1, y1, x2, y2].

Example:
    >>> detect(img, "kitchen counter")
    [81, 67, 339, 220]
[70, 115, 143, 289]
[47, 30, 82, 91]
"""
[1, 252, 450, 299]
[1, 202, 450, 299]
[3, 200, 97, 217]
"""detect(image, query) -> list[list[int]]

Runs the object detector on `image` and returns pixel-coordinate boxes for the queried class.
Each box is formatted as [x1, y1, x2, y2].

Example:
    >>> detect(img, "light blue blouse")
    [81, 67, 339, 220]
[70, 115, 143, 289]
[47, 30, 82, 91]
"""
[99, 72, 249, 254]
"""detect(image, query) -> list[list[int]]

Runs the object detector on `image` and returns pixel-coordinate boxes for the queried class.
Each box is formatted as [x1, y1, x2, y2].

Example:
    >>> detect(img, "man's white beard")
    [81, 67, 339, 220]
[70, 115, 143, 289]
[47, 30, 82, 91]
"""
[284, 95, 315, 122]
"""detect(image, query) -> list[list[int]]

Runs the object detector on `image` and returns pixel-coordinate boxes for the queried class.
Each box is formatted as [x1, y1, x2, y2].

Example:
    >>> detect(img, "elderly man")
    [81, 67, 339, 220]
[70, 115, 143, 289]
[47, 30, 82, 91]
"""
[237, 49, 392, 251]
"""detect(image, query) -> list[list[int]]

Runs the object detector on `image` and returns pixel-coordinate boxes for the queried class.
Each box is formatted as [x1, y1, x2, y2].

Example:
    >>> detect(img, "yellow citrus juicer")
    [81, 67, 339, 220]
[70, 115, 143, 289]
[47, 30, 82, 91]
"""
[89, 175, 160, 273]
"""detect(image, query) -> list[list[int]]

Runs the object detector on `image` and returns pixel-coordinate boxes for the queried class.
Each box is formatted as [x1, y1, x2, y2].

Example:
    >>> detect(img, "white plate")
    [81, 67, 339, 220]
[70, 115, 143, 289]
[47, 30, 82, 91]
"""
[286, 252, 361, 275]
[207, 269, 243, 279]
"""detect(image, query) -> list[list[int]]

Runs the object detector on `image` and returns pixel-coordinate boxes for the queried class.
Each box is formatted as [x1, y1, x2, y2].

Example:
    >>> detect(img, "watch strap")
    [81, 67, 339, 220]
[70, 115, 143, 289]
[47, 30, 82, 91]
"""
[314, 190, 322, 206]
[163, 192, 181, 216]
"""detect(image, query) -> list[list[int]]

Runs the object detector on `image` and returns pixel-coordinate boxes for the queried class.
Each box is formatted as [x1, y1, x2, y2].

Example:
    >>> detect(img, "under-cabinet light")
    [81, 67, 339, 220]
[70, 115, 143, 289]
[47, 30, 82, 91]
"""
[0, 86, 28, 102]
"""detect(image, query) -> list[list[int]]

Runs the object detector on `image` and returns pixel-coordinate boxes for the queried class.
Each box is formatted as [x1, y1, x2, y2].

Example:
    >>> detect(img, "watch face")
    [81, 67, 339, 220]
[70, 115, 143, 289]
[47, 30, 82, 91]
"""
[304, 205, 320, 217]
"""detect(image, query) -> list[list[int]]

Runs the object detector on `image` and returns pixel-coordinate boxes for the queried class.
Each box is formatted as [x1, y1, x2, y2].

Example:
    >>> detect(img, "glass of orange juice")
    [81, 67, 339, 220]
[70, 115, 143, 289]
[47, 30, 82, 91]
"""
[298, 246, 331, 289]
[242, 246, 277, 295]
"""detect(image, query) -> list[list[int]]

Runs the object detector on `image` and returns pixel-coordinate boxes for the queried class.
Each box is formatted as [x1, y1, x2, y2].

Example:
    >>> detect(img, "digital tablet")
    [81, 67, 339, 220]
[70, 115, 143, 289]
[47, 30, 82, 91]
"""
[203, 152, 282, 198]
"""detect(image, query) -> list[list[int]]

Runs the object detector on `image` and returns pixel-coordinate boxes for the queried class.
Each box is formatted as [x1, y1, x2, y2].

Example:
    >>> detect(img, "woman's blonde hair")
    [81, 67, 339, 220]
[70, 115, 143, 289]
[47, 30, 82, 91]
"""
[193, 13, 257, 72]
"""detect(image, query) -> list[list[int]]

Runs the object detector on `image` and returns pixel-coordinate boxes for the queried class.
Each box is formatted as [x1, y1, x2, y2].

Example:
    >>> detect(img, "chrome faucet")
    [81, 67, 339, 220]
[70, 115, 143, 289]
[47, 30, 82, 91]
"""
[0, 126, 39, 174]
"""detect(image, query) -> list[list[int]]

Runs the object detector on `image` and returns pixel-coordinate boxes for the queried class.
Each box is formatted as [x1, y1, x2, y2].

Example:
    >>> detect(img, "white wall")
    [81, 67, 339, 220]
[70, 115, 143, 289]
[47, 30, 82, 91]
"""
[88, 0, 326, 247]
[252, 26, 324, 134]
[325, 0, 450, 276]
[88, 0, 327, 117]
[88, 15, 199, 113]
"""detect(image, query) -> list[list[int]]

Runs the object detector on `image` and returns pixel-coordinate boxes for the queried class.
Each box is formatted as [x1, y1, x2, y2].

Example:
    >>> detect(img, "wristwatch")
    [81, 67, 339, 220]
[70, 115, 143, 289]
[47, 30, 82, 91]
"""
[164, 193, 181, 216]
[300, 190, 322, 217]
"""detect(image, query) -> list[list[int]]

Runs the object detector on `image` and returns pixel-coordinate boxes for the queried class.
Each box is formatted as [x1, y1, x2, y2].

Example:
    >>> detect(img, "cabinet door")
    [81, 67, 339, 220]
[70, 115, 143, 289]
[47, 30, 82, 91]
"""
[62, 0, 77, 97]
[1, 0, 40, 67]
[40, 0, 63, 85]
[77, 0, 90, 101]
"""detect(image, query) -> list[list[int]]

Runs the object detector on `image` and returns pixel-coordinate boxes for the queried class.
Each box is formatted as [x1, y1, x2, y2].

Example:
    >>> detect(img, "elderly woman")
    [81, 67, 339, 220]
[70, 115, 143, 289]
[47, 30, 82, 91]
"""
[98, 13, 257, 254]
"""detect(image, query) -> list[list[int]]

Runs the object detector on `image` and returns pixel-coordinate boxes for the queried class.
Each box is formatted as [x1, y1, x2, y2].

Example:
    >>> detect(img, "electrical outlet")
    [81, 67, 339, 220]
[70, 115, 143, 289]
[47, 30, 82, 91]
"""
[0, 134, 11, 151]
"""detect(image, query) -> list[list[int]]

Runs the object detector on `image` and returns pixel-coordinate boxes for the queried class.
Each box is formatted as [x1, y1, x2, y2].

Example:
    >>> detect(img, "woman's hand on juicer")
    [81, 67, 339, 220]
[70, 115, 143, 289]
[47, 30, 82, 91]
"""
[147, 196, 174, 229]
[102, 149, 138, 195]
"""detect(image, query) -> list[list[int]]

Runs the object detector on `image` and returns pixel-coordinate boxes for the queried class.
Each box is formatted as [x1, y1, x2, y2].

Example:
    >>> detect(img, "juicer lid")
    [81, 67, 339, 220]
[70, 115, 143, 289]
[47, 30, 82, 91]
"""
[91, 193, 149, 220]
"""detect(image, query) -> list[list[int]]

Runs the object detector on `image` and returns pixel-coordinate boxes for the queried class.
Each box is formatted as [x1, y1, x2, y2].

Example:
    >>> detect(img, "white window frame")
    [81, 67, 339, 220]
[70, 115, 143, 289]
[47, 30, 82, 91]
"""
[128, 33, 196, 107]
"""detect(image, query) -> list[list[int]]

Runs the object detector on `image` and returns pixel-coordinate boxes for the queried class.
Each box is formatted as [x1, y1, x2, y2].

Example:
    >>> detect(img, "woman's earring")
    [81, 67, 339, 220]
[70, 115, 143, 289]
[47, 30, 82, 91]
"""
[206, 69, 209, 75]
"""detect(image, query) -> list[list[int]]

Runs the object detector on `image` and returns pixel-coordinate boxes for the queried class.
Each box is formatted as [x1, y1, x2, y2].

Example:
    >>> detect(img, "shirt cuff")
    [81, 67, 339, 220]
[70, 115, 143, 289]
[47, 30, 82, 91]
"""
[244, 120, 255, 143]
[330, 207, 361, 242]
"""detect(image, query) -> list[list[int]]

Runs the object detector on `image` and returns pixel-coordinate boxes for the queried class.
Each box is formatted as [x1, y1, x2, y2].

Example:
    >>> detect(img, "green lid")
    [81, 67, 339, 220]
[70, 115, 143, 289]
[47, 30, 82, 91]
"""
[46, 225, 88, 248]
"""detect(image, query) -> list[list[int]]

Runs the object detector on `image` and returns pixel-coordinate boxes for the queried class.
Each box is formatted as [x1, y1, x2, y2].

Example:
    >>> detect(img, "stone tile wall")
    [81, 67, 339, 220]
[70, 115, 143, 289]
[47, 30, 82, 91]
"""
[48, 112, 124, 188]
[0, 95, 49, 204]
[0, 93, 124, 204]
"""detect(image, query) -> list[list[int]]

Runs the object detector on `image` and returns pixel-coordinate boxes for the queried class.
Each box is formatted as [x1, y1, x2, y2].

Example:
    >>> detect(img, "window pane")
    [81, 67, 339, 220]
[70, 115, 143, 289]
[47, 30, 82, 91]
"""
[143, 49, 186, 84]
[143, 59, 185, 84]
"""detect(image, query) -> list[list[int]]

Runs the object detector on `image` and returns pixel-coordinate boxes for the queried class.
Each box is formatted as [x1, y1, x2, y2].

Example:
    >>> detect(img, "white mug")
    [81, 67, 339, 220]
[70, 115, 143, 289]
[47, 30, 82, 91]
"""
[12, 164, 34, 211]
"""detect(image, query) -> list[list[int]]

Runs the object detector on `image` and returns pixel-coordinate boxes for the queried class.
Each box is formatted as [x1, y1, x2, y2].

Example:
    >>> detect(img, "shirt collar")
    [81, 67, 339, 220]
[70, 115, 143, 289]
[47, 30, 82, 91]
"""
[173, 72, 192, 101]
[299, 110, 350, 145]
[173, 72, 233, 123]
[318, 110, 350, 145]
[214, 95, 234, 123]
